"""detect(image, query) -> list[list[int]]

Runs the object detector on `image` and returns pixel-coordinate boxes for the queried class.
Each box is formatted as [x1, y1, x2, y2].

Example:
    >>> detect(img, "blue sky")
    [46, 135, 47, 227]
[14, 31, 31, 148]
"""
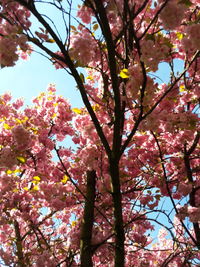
[0, 52, 83, 107]
[0, 0, 184, 107]
[0, 0, 83, 108]
[0, 54, 183, 107]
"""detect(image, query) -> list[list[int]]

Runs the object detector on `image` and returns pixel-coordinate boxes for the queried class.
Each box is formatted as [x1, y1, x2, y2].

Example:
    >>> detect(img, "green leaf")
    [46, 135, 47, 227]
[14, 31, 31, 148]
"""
[74, 157, 80, 162]
[178, 0, 192, 7]
[164, 39, 173, 48]
[145, 34, 155, 41]
[79, 73, 85, 83]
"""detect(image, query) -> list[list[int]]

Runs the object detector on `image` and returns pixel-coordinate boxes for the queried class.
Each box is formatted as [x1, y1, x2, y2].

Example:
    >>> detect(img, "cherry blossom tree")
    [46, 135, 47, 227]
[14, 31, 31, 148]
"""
[0, 0, 199, 266]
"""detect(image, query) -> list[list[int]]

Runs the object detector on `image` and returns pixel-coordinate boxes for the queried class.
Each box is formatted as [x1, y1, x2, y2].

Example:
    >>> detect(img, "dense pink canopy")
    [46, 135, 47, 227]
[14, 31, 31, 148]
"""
[0, 0, 199, 266]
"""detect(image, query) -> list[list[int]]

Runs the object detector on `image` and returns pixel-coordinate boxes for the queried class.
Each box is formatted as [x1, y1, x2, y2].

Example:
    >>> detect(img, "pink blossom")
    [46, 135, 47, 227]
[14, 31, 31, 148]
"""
[140, 39, 170, 71]
[188, 206, 200, 223]
[77, 5, 93, 24]
[0, 147, 17, 169]
[0, 1, 200, 265]
[178, 182, 192, 196]
[2, 93, 12, 102]
[12, 98, 24, 109]
[159, 0, 187, 30]
[12, 125, 31, 150]
[185, 24, 200, 50]
[51, 198, 66, 210]
[69, 27, 98, 66]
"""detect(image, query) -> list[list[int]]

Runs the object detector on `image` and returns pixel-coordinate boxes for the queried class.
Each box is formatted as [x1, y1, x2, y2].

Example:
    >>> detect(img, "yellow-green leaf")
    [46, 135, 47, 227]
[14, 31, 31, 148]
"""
[52, 113, 57, 118]
[6, 170, 14, 175]
[32, 185, 39, 191]
[72, 108, 82, 114]
[33, 176, 41, 181]
[176, 32, 184, 40]
[12, 188, 19, 193]
[179, 85, 186, 92]
[119, 69, 129, 79]
[23, 187, 29, 191]
[71, 221, 76, 227]
[31, 127, 38, 134]
[61, 175, 69, 184]
[6, 169, 21, 175]
[74, 157, 80, 163]
[92, 104, 99, 111]
[17, 156, 26, 164]
[3, 123, 11, 130]
[86, 75, 93, 81]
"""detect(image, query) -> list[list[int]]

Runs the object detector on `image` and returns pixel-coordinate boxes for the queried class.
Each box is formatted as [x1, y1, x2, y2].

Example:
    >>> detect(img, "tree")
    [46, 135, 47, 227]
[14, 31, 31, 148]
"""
[0, 0, 199, 266]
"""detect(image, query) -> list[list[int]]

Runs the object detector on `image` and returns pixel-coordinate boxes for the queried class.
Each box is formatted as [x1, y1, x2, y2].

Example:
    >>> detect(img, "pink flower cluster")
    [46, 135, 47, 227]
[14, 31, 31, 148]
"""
[12, 125, 31, 151]
[159, 0, 187, 30]
[140, 38, 170, 71]
[0, 147, 17, 169]
[177, 205, 200, 223]
[77, 4, 93, 24]
[178, 182, 193, 196]
[188, 206, 200, 223]
[0, 38, 18, 67]
[0, 0, 31, 66]
[184, 24, 200, 51]
[69, 26, 98, 66]
[0, 0, 199, 265]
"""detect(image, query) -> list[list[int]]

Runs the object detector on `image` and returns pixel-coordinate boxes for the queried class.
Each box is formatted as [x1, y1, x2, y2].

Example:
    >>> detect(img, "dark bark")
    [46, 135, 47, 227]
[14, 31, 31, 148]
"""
[14, 220, 26, 267]
[80, 170, 96, 267]
[91, 2, 126, 265]
[109, 160, 125, 267]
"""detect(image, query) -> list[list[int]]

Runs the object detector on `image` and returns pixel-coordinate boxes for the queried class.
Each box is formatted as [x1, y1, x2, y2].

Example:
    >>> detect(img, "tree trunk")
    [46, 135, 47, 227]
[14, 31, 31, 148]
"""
[110, 160, 125, 267]
[14, 220, 26, 267]
[80, 170, 96, 267]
